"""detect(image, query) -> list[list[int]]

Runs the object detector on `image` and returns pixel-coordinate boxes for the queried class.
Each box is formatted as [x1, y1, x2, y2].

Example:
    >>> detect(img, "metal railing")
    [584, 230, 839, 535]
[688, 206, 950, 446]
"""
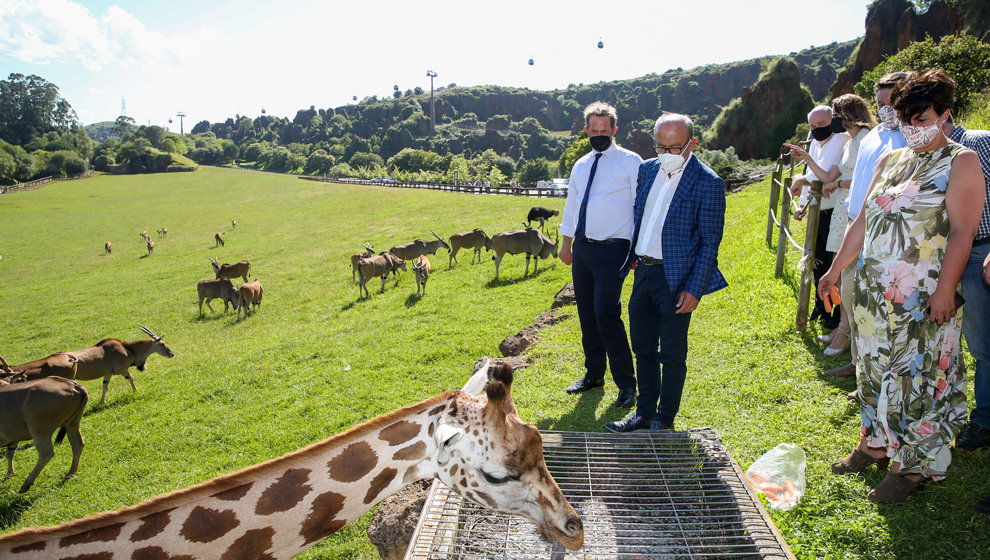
[766, 147, 822, 331]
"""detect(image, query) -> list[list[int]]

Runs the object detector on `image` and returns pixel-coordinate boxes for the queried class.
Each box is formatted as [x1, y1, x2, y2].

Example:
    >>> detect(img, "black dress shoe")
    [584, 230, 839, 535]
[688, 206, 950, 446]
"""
[976, 496, 990, 515]
[565, 377, 604, 394]
[956, 422, 990, 451]
[604, 413, 654, 433]
[614, 388, 636, 408]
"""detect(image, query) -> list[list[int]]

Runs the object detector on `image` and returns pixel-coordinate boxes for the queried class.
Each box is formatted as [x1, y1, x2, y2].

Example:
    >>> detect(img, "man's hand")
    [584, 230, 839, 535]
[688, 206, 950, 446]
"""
[823, 180, 839, 197]
[793, 207, 807, 221]
[783, 142, 810, 162]
[559, 237, 573, 265]
[675, 291, 699, 314]
[983, 251, 990, 285]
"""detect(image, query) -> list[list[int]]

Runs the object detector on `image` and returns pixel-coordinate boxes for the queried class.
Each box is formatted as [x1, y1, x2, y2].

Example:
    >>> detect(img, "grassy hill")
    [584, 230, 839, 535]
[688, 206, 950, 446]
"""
[0, 167, 987, 559]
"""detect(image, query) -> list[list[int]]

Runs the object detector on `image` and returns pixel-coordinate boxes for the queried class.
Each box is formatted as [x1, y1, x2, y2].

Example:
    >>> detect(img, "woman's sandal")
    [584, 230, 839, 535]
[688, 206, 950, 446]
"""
[867, 471, 926, 504]
[830, 448, 890, 474]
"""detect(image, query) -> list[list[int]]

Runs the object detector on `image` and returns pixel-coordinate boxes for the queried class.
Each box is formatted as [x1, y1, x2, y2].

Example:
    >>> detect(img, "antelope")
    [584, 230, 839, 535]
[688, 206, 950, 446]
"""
[214, 232, 224, 247]
[491, 228, 559, 280]
[525, 207, 561, 233]
[197, 278, 239, 316]
[231, 219, 237, 230]
[104, 241, 112, 254]
[448, 228, 493, 267]
[234, 280, 263, 319]
[157, 227, 167, 238]
[350, 242, 376, 284]
[0, 356, 88, 493]
[146, 237, 155, 255]
[210, 257, 251, 283]
[389, 231, 450, 263]
[357, 252, 406, 299]
[10, 326, 175, 405]
[414, 255, 431, 296]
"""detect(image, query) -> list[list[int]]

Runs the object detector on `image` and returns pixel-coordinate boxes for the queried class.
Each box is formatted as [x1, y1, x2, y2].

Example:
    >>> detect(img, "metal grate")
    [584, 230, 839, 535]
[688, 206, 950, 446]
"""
[407, 429, 794, 560]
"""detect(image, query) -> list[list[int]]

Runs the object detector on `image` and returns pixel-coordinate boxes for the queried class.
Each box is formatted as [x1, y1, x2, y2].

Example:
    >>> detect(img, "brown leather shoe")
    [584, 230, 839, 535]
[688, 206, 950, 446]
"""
[831, 448, 890, 474]
[827, 363, 856, 378]
[868, 471, 925, 504]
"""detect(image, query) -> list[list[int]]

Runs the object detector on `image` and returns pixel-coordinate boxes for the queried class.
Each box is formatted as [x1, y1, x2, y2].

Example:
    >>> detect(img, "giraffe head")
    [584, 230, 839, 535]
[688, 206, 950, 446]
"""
[431, 362, 584, 550]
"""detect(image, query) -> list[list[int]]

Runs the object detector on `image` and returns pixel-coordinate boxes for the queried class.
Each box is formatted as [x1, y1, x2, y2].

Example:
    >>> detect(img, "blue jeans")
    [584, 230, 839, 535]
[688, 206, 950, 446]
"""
[628, 263, 692, 426]
[962, 238, 990, 429]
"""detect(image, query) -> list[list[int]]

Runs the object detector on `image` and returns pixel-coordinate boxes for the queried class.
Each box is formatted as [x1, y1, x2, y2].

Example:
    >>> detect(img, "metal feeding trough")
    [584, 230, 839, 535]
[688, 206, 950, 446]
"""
[406, 429, 794, 560]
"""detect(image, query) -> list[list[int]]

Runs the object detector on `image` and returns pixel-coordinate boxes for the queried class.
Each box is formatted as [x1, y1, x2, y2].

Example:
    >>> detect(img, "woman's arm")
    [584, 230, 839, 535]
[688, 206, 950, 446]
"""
[928, 149, 985, 324]
[818, 155, 888, 300]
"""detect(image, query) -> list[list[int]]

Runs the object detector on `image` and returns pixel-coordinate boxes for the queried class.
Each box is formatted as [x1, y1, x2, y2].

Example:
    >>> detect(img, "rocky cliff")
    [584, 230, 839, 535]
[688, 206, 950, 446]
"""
[828, 0, 985, 98]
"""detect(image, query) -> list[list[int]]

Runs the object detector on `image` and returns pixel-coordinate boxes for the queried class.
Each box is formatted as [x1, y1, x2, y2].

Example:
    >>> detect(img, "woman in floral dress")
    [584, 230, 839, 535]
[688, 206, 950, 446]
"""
[818, 69, 985, 503]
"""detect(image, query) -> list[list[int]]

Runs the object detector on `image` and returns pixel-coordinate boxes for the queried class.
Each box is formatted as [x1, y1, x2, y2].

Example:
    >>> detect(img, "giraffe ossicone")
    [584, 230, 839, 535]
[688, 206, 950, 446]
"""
[0, 359, 584, 559]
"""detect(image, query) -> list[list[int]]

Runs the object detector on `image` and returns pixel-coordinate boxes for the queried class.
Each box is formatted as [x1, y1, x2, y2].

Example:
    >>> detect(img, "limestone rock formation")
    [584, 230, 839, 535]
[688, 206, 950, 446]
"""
[705, 58, 814, 160]
[828, 0, 982, 99]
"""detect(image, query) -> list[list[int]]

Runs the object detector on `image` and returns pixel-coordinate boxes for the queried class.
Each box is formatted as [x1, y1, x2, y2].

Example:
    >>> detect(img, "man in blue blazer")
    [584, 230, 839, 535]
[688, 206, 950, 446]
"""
[606, 113, 728, 433]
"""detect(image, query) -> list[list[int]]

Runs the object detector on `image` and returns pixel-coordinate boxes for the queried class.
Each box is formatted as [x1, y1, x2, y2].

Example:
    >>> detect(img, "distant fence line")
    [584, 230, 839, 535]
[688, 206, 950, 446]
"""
[300, 176, 568, 198]
[0, 171, 93, 195]
[765, 146, 823, 331]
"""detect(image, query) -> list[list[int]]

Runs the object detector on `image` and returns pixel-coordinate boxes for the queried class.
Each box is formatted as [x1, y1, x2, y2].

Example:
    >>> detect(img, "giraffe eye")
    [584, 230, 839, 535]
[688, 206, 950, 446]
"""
[481, 470, 519, 484]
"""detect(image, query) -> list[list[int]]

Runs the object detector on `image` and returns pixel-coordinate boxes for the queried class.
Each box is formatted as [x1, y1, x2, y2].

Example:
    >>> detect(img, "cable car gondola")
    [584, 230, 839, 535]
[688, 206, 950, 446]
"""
[528, 57, 534, 66]
[598, 37, 604, 49]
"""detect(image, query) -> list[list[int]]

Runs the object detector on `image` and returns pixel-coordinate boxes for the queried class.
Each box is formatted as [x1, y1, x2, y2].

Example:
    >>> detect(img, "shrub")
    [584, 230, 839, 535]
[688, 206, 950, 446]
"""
[855, 34, 990, 112]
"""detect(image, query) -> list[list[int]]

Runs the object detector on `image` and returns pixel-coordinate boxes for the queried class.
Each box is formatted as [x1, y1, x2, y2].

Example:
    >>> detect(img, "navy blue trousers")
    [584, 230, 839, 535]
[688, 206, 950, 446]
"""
[571, 238, 636, 390]
[628, 262, 692, 426]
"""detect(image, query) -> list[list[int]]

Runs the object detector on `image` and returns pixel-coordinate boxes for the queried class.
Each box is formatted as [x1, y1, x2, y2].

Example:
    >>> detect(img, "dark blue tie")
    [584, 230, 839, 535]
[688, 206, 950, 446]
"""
[573, 152, 602, 241]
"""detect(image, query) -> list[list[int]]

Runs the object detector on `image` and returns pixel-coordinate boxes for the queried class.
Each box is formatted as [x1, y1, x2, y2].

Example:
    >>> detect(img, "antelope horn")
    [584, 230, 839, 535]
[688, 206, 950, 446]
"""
[430, 230, 442, 241]
[362, 242, 373, 250]
[0, 355, 11, 373]
[137, 324, 161, 340]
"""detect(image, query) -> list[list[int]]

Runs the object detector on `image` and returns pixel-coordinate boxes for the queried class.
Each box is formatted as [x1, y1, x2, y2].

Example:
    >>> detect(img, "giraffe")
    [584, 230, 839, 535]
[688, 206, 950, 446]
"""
[0, 361, 584, 559]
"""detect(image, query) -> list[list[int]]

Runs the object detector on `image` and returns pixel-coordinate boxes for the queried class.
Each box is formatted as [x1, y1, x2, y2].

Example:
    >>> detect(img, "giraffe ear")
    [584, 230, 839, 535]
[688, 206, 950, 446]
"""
[434, 423, 465, 465]
[485, 363, 516, 415]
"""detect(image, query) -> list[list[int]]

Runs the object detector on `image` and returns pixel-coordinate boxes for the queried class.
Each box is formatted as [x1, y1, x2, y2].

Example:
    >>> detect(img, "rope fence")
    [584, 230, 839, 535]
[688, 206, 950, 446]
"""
[765, 146, 823, 331]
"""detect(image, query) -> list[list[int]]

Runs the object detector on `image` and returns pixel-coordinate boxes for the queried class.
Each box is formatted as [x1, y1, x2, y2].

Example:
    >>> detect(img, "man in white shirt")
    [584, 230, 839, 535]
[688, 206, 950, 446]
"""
[824, 71, 909, 379]
[559, 102, 641, 408]
[785, 106, 849, 327]
[606, 113, 727, 433]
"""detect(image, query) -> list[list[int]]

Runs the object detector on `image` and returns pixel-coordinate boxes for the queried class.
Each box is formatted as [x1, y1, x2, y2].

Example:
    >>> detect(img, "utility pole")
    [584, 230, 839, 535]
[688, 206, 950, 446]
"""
[176, 112, 186, 135]
[426, 70, 437, 136]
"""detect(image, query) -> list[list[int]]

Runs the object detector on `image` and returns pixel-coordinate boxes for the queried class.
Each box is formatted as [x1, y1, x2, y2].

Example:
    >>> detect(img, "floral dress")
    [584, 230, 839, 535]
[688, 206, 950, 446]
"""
[853, 143, 968, 480]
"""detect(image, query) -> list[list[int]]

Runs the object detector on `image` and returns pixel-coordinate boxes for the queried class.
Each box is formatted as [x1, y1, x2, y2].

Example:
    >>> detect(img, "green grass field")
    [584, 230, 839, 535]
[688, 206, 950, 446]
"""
[0, 167, 987, 559]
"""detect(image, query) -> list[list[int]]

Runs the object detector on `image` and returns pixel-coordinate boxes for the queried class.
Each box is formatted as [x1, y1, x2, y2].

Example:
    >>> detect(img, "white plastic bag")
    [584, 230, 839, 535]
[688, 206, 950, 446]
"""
[744, 443, 806, 510]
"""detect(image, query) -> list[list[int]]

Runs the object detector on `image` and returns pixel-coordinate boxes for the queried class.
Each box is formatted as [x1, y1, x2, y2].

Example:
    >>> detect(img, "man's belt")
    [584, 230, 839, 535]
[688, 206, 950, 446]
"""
[639, 256, 663, 266]
[585, 238, 630, 246]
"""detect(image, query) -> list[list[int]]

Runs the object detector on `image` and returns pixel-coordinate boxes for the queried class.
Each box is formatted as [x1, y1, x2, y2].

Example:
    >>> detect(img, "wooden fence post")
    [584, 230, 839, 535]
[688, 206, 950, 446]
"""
[795, 181, 823, 331]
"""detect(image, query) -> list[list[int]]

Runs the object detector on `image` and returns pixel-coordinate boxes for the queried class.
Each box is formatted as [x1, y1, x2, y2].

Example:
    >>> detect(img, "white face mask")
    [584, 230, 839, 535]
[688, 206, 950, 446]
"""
[878, 104, 899, 129]
[900, 115, 944, 149]
[657, 143, 690, 175]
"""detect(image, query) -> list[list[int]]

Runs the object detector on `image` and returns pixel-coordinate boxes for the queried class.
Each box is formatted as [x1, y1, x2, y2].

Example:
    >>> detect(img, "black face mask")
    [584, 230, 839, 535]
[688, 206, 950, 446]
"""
[829, 116, 845, 133]
[589, 135, 612, 152]
[810, 125, 832, 141]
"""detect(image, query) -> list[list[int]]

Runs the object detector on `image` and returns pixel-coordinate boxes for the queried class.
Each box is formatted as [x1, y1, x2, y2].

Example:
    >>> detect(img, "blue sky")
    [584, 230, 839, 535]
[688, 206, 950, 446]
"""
[0, 0, 871, 129]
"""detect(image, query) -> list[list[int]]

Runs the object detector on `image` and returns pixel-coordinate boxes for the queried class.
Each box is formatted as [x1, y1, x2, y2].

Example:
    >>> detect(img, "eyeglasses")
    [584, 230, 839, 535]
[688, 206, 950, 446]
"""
[654, 140, 690, 154]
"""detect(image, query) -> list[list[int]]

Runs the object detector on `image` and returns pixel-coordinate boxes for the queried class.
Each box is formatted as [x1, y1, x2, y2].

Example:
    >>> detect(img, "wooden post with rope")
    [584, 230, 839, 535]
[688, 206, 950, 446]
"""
[795, 180, 823, 331]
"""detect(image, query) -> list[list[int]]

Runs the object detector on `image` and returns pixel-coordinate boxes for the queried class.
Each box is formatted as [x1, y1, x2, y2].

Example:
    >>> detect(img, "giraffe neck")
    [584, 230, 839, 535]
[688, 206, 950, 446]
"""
[0, 391, 456, 560]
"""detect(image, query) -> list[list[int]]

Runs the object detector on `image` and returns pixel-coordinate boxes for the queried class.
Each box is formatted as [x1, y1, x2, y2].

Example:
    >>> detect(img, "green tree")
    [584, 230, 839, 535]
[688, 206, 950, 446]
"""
[557, 132, 590, 178]
[0, 73, 78, 146]
[519, 158, 553, 185]
[445, 155, 470, 184]
[112, 115, 136, 140]
[349, 152, 384, 169]
[854, 34, 990, 113]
